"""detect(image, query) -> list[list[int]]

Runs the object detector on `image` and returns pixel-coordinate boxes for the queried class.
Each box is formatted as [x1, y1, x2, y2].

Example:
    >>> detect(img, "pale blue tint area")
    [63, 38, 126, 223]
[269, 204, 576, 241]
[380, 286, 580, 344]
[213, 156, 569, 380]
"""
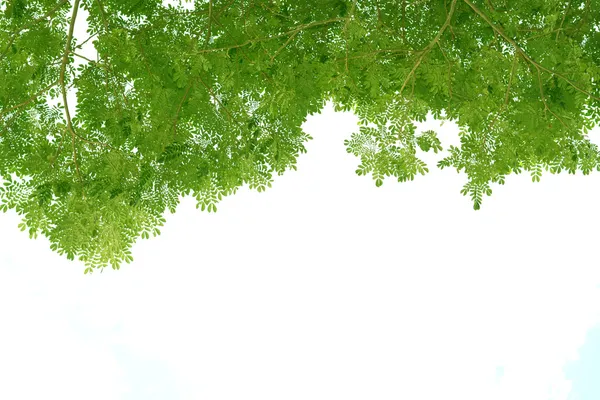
[112, 345, 180, 400]
[495, 365, 504, 383]
[565, 324, 600, 400]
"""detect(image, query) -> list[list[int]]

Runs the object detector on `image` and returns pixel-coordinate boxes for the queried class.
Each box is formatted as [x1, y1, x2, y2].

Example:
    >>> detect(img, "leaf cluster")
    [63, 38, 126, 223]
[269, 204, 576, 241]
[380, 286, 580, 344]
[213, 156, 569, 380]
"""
[0, 0, 599, 271]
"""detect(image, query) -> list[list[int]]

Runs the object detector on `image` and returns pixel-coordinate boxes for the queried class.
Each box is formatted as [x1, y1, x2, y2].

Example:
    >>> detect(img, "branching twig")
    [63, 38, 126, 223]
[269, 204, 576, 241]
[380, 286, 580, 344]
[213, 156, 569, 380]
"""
[344, 0, 358, 72]
[173, 79, 195, 138]
[463, 0, 600, 102]
[136, 36, 156, 80]
[197, 75, 234, 122]
[208, 13, 278, 87]
[51, 131, 66, 169]
[556, 1, 571, 42]
[205, 0, 213, 45]
[401, 0, 406, 41]
[0, 80, 58, 118]
[334, 47, 416, 62]
[193, 17, 345, 54]
[489, 53, 518, 130]
[269, 31, 298, 63]
[400, 0, 458, 96]
[59, 0, 85, 198]
[74, 32, 98, 51]
[0, 0, 69, 61]
[436, 41, 453, 99]
[535, 65, 568, 128]
[95, 0, 130, 107]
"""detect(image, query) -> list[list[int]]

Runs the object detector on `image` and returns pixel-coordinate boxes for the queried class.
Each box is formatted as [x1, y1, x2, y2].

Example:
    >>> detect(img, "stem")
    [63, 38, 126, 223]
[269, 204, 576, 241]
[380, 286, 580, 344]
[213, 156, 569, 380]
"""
[173, 79, 195, 138]
[193, 17, 345, 54]
[205, 0, 213, 45]
[462, 0, 600, 102]
[400, 0, 458, 95]
[59, 0, 85, 198]
[555, 1, 571, 42]
[0, 80, 58, 118]
[0, 0, 69, 61]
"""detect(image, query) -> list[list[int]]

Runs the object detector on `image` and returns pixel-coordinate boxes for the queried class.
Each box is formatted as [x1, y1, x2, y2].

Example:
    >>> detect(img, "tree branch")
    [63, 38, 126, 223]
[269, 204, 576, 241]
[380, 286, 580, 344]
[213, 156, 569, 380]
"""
[205, 0, 213, 45]
[173, 79, 195, 138]
[555, 1, 571, 42]
[0, 80, 58, 118]
[399, 0, 458, 96]
[535, 65, 568, 128]
[269, 31, 298, 63]
[59, 0, 85, 198]
[0, 0, 69, 62]
[436, 41, 453, 99]
[193, 17, 346, 54]
[344, 0, 359, 72]
[197, 75, 234, 122]
[462, 0, 600, 102]
[489, 53, 518, 130]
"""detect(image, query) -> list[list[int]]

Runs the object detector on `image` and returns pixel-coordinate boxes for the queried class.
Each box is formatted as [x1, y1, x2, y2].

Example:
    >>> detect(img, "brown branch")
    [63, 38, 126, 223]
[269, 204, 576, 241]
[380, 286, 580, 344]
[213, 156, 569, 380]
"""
[0, 80, 58, 118]
[173, 79, 195, 138]
[72, 51, 96, 64]
[59, 0, 85, 198]
[136, 36, 156, 80]
[436, 41, 453, 99]
[270, 31, 298, 63]
[196, 75, 234, 122]
[334, 47, 416, 62]
[344, 0, 358, 72]
[555, 1, 571, 42]
[74, 32, 98, 50]
[463, 0, 600, 102]
[193, 17, 346, 54]
[0, 0, 69, 62]
[73, 131, 116, 151]
[71, 51, 130, 107]
[400, 0, 458, 96]
[95, 0, 130, 107]
[50, 131, 66, 169]
[401, 0, 406, 41]
[208, 13, 278, 87]
[535, 65, 568, 129]
[205, 0, 213, 45]
[489, 53, 518, 130]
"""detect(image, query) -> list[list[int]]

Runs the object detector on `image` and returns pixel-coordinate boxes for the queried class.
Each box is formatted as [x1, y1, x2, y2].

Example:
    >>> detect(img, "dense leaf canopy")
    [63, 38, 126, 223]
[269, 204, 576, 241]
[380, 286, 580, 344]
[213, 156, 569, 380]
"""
[1, 0, 599, 271]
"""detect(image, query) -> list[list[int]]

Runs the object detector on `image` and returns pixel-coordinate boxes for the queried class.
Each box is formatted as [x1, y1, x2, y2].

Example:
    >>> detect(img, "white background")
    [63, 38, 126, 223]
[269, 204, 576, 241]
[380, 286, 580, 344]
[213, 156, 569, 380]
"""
[1, 2, 600, 399]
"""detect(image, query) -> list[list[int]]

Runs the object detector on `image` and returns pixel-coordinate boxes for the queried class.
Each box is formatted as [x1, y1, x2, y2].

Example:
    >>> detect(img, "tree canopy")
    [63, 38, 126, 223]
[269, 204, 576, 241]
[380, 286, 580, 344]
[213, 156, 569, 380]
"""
[1, 0, 599, 272]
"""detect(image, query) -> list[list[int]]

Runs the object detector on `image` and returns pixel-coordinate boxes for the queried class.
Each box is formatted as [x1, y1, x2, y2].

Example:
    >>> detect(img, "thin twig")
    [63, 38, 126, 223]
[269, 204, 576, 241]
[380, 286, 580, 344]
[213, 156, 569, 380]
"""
[463, 0, 600, 102]
[489, 53, 518, 130]
[344, 0, 359, 72]
[270, 31, 298, 63]
[555, 1, 571, 42]
[400, 0, 458, 96]
[173, 79, 195, 138]
[535, 65, 568, 128]
[51, 131, 66, 169]
[196, 75, 234, 122]
[59, 0, 85, 198]
[192, 17, 345, 54]
[0, 0, 69, 61]
[0, 80, 58, 118]
[95, 0, 130, 107]
[74, 32, 98, 51]
[436, 41, 453, 99]
[205, 0, 213, 45]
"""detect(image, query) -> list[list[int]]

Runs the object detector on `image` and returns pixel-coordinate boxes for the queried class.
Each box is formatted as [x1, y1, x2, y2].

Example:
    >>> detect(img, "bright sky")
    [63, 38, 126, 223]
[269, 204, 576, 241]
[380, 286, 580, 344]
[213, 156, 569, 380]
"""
[1, 2, 600, 400]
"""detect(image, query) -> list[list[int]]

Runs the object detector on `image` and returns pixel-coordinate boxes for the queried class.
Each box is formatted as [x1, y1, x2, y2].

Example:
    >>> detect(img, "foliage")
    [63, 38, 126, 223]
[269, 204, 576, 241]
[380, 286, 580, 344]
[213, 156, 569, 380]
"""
[0, 0, 599, 271]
